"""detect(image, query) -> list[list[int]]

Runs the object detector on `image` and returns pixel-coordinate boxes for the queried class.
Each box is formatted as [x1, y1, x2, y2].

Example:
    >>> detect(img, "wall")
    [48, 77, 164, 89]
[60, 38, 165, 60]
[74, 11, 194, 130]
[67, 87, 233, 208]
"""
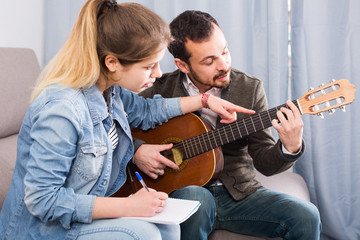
[0, 0, 45, 67]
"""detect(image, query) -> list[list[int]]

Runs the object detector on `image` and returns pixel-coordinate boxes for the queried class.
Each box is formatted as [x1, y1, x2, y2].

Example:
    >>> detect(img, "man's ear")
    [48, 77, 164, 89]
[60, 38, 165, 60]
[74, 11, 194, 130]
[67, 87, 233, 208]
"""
[174, 58, 190, 74]
[104, 55, 119, 73]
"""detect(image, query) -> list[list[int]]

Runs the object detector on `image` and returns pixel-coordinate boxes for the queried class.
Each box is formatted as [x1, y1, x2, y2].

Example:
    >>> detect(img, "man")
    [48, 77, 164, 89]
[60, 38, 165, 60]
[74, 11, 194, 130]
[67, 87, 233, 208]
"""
[133, 10, 321, 239]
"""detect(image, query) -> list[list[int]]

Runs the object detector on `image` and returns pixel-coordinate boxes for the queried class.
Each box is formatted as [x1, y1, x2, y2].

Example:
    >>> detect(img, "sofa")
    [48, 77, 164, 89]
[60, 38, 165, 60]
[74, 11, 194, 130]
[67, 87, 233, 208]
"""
[0, 47, 40, 210]
[0, 47, 310, 240]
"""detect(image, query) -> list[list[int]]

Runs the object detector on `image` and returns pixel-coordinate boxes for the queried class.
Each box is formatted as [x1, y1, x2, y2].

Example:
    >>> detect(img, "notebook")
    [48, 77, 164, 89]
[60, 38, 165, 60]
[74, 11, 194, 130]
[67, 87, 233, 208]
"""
[122, 198, 201, 225]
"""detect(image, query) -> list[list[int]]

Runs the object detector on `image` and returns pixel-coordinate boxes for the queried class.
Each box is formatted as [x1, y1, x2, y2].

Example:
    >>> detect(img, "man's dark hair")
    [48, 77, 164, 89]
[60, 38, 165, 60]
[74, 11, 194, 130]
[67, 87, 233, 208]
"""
[168, 10, 219, 64]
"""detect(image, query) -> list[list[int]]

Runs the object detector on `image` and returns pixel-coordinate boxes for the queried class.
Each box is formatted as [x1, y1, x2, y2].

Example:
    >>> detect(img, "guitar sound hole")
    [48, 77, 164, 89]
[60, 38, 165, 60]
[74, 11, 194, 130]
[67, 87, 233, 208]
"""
[164, 158, 188, 174]
[160, 136, 188, 173]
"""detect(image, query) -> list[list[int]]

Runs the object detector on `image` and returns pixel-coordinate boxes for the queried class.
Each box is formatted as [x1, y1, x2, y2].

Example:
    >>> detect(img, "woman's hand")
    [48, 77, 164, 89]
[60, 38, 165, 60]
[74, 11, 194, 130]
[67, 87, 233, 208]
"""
[128, 188, 168, 217]
[92, 188, 168, 219]
[206, 94, 255, 124]
[180, 94, 255, 124]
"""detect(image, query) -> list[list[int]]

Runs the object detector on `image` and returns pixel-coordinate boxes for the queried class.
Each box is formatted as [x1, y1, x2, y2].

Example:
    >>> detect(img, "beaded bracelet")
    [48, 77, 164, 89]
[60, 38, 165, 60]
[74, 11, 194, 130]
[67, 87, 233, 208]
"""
[201, 93, 210, 109]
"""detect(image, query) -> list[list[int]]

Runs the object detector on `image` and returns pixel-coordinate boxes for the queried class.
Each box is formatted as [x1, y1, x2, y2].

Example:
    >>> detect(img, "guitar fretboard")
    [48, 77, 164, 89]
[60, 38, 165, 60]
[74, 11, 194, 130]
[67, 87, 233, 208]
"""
[163, 100, 299, 160]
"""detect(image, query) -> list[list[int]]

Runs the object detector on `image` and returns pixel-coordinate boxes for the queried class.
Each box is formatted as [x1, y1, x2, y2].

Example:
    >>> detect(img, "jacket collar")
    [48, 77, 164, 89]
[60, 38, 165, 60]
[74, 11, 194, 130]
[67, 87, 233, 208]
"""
[82, 84, 110, 125]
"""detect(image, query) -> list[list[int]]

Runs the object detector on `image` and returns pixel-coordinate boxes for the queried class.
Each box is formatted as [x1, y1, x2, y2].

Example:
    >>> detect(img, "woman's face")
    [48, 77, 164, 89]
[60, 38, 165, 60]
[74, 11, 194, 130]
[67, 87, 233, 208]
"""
[114, 47, 166, 93]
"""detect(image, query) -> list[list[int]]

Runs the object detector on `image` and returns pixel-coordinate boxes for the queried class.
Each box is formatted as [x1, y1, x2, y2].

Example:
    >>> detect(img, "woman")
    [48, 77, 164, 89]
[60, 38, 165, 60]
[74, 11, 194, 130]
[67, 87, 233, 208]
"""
[0, 1, 254, 239]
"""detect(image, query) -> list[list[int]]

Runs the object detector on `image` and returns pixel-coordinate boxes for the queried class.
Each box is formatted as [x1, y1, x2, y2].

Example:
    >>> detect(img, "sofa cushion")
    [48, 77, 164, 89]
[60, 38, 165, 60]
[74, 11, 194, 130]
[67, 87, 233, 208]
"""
[0, 134, 18, 209]
[0, 48, 40, 138]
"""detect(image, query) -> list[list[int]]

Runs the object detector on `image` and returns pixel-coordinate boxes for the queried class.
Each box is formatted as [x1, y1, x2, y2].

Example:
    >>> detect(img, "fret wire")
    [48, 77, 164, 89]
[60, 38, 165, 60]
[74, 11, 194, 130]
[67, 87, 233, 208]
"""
[229, 122, 243, 140]
[206, 133, 212, 149]
[185, 137, 192, 158]
[204, 132, 211, 152]
[193, 135, 202, 155]
[245, 117, 255, 133]
[198, 135, 204, 153]
[188, 137, 196, 157]
[211, 131, 216, 148]
[196, 135, 203, 155]
[193, 135, 200, 156]
[236, 121, 242, 138]
[207, 131, 212, 150]
[229, 123, 235, 141]
[202, 133, 208, 152]
[183, 139, 190, 158]
[243, 119, 249, 135]
[218, 128, 224, 146]
[266, 110, 272, 122]
[250, 116, 256, 132]
[259, 113, 265, 129]
[222, 127, 229, 144]
[241, 120, 248, 137]
[190, 136, 196, 157]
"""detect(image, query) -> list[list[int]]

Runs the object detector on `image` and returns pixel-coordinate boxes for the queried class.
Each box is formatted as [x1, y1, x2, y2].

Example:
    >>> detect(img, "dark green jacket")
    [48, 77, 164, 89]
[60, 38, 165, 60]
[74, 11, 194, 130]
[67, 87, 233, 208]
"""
[139, 69, 304, 201]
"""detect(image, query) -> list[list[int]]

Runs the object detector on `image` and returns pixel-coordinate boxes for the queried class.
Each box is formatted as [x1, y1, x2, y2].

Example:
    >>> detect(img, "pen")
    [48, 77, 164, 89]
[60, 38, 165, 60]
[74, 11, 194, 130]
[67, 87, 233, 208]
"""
[135, 171, 150, 192]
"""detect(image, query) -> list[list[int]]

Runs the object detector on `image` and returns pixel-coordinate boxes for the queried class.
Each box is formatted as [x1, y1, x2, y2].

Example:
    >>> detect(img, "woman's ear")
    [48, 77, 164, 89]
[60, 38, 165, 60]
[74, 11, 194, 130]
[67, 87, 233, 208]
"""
[174, 58, 190, 74]
[104, 55, 119, 73]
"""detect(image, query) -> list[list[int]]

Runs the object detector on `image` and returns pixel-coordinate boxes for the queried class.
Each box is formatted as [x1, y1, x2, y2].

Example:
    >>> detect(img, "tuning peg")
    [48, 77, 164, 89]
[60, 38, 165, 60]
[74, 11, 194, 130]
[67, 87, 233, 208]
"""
[330, 83, 345, 112]
[328, 109, 335, 114]
[317, 112, 324, 119]
[318, 87, 334, 114]
[312, 104, 324, 118]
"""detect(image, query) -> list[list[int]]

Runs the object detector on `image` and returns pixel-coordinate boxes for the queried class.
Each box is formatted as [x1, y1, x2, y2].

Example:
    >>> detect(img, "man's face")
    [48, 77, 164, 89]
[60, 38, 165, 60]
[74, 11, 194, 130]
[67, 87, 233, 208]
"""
[184, 24, 232, 92]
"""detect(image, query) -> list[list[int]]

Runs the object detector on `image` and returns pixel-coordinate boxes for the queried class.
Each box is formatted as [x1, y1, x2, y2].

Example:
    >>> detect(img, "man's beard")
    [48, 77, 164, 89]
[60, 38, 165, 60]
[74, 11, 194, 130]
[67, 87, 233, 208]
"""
[188, 65, 231, 89]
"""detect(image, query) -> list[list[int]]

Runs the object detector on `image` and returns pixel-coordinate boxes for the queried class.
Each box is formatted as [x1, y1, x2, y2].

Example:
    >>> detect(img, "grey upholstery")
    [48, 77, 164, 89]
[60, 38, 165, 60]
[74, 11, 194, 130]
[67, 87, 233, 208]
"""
[0, 47, 40, 210]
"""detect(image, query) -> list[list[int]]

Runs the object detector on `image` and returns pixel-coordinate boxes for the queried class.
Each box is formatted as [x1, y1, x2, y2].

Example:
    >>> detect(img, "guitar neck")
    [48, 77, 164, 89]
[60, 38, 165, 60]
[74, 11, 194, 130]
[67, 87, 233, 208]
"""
[169, 100, 299, 160]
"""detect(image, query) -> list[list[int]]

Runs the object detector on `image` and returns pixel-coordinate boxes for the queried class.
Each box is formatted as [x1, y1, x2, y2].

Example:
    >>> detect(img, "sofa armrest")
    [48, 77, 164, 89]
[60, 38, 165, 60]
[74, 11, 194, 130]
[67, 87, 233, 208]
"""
[254, 169, 310, 201]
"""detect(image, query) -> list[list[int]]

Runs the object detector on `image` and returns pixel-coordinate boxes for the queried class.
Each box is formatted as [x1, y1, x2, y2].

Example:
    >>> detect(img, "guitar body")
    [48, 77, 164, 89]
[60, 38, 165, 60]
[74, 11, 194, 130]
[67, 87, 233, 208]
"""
[112, 113, 223, 197]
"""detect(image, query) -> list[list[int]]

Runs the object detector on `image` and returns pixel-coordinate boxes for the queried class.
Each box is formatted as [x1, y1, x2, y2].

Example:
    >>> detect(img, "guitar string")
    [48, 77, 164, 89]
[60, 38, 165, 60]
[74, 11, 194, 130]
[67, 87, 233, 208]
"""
[162, 102, 296, 160]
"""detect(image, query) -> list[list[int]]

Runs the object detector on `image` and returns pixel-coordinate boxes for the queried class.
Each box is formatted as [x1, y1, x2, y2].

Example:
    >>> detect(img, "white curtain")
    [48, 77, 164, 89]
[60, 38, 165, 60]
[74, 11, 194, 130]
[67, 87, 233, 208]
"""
[291, 0, 360, 239]
[44, 0, 86, 63]
[45, 0, 289, 108]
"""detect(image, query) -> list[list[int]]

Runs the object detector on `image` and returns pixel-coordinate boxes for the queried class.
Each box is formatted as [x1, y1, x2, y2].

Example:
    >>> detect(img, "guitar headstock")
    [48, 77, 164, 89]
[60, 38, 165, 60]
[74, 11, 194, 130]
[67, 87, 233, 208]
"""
[298, 79, 355, 117]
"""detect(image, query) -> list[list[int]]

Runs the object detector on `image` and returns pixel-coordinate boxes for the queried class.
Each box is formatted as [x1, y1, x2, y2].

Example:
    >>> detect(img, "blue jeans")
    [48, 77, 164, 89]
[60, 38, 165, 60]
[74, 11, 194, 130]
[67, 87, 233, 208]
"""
[170, 186, 216, 239]
[76, 218, 180, 240]
[170, 185, 321, 240]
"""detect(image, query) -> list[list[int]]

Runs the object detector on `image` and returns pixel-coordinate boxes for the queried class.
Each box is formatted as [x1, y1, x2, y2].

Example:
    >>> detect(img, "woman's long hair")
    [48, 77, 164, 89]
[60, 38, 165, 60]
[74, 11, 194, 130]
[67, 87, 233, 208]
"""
[31, 0, 171, 101]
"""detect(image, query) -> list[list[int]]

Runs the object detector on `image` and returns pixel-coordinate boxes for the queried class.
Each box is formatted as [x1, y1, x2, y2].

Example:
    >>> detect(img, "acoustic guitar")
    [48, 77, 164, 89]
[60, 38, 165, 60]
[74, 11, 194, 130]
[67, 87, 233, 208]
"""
[112, 79, 355, 197]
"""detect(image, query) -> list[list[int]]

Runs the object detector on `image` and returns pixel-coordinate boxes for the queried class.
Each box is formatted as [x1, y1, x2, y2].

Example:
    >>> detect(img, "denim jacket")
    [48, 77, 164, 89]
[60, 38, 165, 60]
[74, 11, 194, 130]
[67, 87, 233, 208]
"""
[0, 84, 182, 240]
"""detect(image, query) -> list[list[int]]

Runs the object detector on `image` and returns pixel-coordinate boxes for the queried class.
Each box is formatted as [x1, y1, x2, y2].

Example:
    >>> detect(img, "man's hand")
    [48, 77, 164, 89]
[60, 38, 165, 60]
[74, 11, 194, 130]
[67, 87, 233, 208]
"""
[133, 143, 179, 179]
[271, 100, 303, 153]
